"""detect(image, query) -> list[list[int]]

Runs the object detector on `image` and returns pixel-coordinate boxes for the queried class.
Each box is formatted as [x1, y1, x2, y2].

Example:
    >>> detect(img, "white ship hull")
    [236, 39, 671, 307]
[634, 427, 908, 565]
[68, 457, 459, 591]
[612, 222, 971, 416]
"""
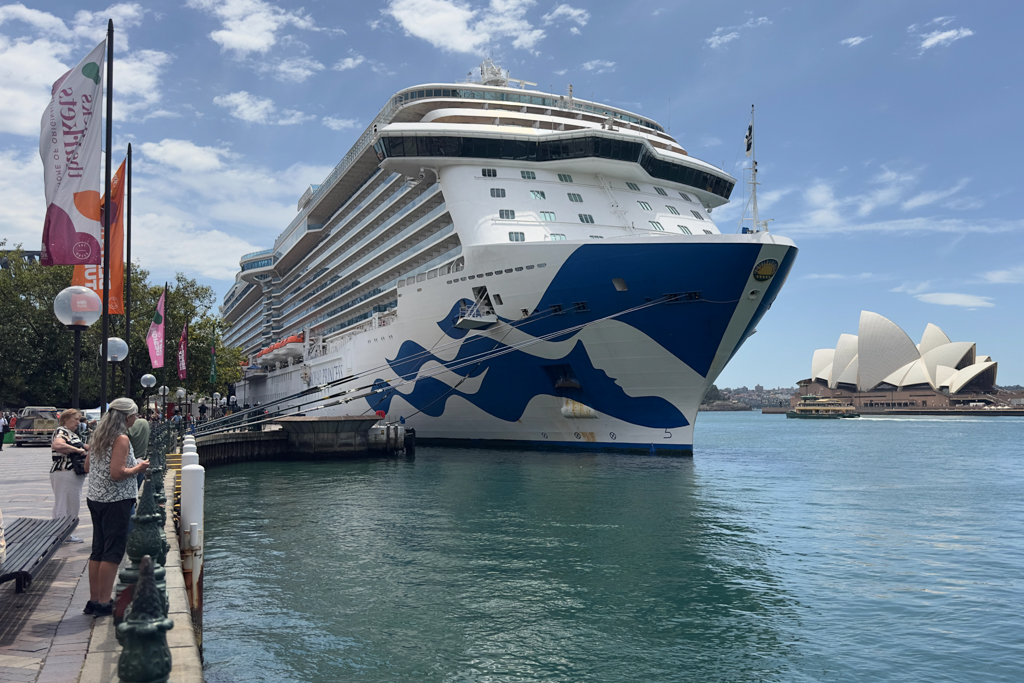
[239, 233, 795, 454]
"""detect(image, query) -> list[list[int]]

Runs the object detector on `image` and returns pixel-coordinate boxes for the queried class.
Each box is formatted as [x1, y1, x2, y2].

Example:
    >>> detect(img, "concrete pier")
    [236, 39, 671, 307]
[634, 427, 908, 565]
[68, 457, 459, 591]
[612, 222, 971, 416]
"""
[194, 417, 406, 466]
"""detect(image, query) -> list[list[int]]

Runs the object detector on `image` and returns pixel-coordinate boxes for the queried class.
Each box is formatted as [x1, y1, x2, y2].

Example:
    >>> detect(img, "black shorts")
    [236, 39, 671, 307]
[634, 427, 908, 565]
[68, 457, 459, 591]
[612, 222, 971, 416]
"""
[87, 498, 135, 563]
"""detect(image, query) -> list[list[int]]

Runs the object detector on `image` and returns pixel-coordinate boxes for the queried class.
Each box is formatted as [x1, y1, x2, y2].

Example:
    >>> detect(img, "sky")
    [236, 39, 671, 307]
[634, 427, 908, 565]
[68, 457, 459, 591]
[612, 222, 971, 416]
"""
[0, 0, 1021, 388]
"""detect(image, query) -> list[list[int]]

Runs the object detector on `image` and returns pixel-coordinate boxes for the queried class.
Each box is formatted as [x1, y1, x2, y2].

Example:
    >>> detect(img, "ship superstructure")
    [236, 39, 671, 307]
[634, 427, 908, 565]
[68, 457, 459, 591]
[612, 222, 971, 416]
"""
[221, 61, 798, 454]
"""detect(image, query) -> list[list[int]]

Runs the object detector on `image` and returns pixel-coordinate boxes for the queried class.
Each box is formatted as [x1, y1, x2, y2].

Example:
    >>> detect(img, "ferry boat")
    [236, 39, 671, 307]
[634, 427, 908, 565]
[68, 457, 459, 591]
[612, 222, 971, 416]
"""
[221, 61, 798, 454]
[786, 396, 860, 419]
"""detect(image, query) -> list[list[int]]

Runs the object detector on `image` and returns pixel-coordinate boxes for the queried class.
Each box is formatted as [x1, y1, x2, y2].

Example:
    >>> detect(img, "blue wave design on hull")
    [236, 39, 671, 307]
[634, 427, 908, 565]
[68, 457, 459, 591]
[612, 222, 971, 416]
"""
[367, 242, 795, 430]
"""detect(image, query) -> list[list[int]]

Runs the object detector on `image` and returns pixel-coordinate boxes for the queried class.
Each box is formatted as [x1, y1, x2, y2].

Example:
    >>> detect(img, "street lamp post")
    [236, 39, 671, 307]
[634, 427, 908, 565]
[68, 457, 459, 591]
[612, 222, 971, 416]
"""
[158, 385, 169, 420]
[141, 374, 156, 416]
[213, 392, 221, 418]
[54, 286, 102, 409]
[106, 337, 129, 398]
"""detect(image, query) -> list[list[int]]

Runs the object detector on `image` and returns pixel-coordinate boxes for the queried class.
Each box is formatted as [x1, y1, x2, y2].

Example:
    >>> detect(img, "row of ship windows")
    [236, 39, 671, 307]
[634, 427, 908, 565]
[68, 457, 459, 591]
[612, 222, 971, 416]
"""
[484, 169, 692, 201]
[501, 211, 597, 223]
[489, 186, 705, 221]
[509, 224, 713, 241]
[443, 263, 548, 286]
[498, 209, 708, 230]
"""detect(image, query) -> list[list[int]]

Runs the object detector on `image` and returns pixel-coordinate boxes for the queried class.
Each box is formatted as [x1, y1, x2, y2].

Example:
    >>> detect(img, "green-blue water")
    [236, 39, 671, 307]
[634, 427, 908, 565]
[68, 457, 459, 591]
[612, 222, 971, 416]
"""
[202, 413, 1024, 682]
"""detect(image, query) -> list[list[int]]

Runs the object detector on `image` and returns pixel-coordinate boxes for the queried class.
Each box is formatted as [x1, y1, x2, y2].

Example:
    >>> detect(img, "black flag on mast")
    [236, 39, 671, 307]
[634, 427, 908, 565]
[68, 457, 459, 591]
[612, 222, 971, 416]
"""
[744, 122, 753, 157]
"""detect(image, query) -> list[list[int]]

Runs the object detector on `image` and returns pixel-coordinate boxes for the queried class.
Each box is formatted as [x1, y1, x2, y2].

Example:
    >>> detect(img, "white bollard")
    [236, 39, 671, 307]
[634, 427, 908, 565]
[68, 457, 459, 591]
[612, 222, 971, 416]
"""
[180, 463, 205, 612]
[180, 464, 204, 555]
[182, 443, 199, 467]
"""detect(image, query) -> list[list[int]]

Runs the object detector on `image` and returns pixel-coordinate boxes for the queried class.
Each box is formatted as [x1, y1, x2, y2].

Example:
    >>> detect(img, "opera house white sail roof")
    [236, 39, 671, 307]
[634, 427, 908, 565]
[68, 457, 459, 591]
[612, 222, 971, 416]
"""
[809, 312, 998, 394]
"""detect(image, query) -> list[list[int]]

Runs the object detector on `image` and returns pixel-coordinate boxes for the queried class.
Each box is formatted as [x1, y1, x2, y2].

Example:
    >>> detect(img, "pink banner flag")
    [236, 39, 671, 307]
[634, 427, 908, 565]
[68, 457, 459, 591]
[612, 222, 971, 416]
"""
[147, 291, 165, 368]
[177, 321, 188, 380]
[39, 40, 105, 266]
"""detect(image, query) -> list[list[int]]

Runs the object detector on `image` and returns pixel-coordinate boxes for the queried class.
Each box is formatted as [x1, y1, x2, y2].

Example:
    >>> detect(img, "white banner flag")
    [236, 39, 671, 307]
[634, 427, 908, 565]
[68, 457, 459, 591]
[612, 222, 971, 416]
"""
[39, 40, 105, 265]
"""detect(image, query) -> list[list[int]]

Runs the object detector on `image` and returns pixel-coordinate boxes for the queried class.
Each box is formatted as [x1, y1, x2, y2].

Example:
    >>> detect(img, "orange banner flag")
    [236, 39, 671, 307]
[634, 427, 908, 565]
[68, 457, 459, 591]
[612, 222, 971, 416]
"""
[72, 159, 125, 314]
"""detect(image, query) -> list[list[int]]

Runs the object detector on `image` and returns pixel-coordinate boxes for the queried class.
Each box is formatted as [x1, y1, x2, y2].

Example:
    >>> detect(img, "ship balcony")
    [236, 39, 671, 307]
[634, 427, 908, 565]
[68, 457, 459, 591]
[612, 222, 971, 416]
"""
[455, 301, 497, 329]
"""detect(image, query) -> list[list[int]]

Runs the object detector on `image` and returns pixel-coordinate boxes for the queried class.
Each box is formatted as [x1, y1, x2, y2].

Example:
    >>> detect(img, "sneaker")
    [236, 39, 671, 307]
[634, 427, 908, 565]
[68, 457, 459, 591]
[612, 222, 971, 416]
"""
[83, 600, 97, 615]
[65, 535, 84, 544]
[92, 601, 114, 617]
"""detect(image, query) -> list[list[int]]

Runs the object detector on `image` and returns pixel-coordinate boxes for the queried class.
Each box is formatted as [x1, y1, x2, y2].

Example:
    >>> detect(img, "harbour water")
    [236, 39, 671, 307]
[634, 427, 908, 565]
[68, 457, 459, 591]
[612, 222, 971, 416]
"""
[202, 413, 1024, 682]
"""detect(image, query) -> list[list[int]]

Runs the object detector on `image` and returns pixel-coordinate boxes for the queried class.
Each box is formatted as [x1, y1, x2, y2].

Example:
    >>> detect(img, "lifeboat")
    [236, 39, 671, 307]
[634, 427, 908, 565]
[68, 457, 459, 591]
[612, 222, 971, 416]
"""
[264, 341, 285, 363]
[280, 334, 304, 361]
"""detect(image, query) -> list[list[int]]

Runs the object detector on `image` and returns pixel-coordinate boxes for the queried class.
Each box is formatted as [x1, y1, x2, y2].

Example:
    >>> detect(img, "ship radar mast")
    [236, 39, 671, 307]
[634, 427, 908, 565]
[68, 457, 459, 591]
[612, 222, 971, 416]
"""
[739, 105, 772, 234]
[471, 58, 537, 90]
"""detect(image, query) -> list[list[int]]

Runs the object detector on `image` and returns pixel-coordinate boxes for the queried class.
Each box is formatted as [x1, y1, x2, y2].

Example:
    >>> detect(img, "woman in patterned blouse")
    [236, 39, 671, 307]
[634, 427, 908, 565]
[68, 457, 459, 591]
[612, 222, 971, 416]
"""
[50, 409, 89, 543]
[82, 398, 150, 617]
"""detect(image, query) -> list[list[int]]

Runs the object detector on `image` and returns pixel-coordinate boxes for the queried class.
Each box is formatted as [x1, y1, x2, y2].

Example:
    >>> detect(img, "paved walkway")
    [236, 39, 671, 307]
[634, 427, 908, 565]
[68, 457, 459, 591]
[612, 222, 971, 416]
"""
[0, 446, 94, 683]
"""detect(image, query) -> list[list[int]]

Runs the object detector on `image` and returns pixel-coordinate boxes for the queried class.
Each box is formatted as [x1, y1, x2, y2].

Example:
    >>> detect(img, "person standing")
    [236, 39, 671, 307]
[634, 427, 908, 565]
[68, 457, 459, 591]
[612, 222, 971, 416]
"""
[83, 398, 149, 616]
[0, 412, 8, 450]
[50, 409, 88, 542]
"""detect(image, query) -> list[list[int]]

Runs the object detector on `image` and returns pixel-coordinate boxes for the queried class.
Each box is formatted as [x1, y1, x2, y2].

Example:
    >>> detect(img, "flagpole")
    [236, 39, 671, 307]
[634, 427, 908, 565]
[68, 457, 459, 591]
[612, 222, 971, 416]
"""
[125, 143, 132, 400]
[163, 281, 168, 417]
[100, 19, 113, 414]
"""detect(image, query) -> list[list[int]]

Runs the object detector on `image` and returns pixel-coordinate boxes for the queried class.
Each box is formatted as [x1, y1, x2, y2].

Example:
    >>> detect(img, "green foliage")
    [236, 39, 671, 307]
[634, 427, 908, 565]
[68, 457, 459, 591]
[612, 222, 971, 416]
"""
[701, 384, 723, 405]
[0, 242, 242, 410]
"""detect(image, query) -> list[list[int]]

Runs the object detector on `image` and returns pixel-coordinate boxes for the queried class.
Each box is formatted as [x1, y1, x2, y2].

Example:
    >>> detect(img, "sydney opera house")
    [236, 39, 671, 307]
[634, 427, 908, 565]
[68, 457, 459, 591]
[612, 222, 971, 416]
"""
[794, 311, 999, 410]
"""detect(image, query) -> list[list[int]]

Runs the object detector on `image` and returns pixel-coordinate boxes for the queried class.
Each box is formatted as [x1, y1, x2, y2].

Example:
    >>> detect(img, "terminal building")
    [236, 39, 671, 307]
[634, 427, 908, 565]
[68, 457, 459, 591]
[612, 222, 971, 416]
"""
[794, 311, 1000, 410]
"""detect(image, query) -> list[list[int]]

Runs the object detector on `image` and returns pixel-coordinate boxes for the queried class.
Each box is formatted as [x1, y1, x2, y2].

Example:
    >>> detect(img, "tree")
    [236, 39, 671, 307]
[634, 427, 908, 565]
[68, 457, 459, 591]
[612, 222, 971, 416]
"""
[701, 384, 723, 405]
[0, 242, 243, 410]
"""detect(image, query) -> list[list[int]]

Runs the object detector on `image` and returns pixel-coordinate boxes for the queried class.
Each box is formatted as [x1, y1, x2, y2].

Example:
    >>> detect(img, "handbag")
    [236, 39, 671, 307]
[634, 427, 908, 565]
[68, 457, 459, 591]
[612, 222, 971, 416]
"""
[69, 452, 87, 475]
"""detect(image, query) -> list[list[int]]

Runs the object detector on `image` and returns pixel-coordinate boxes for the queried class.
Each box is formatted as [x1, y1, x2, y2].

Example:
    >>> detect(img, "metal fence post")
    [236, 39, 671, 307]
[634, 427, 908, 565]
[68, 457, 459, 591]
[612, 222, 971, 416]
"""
[117, 555, 173, 683]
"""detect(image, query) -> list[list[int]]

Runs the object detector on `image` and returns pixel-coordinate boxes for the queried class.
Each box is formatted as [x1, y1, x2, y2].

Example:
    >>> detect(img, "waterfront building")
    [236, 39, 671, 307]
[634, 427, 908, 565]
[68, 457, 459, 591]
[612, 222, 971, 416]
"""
[795, 311, 1004, 410]
[222, 61, 798, 453]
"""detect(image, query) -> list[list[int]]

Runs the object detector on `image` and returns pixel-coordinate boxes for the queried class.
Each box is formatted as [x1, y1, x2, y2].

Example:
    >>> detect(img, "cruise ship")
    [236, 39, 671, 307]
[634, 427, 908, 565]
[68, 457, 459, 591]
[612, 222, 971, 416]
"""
[220, 61, 798, 454]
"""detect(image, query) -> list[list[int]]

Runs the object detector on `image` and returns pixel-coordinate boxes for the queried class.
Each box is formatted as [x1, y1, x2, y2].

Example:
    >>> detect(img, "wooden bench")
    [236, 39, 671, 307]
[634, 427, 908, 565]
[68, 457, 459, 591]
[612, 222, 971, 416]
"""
[0, 516, 78, 593]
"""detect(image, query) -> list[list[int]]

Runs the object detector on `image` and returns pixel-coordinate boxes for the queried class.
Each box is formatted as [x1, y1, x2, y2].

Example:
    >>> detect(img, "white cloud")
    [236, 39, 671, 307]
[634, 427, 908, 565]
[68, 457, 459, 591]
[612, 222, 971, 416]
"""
[581, 59, 614, 73]
[891, 281, 931, 295]
[214, 90, 276, 123]
[918, 27, 973, 52]
[840, 36, 870, 47]
[902, 178, 970, 210]
[384, 0, 546, 54]
[322, 116, 359, 130]
[276, 109, 315, 125]
[928, 16, 955, 27]
[706, 16, 769, 50]
[72, 3, 146, 51]
[0, 4, 73, 37]
[138, 138, 230, 172]
[915, 292, 994, 308]
[333, 54, 365, 70]
[186, 0, 317, 57]
[856, 166, 919, 216]
[272, 56, 324, 82]
[0, 34, 74, 135]
[0, 5, 172, 134]
[213, 90, 313, 125]
[979, 265, 1024, 284]
[699, 135, 722, 148]
[117, 49, 174, 119]
[541, 4, 588, 27]
[0, 148, 47, 250]
[706, 32, 738, 49]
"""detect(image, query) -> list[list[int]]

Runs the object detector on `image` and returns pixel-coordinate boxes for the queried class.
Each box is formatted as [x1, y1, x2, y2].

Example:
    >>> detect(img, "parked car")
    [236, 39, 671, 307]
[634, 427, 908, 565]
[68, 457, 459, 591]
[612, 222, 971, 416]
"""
[14, 406, 59, 446]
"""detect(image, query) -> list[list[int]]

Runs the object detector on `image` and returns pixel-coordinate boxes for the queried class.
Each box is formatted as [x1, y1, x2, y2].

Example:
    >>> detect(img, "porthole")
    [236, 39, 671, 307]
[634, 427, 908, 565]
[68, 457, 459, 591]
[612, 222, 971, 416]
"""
[748, 289, 760, 300]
